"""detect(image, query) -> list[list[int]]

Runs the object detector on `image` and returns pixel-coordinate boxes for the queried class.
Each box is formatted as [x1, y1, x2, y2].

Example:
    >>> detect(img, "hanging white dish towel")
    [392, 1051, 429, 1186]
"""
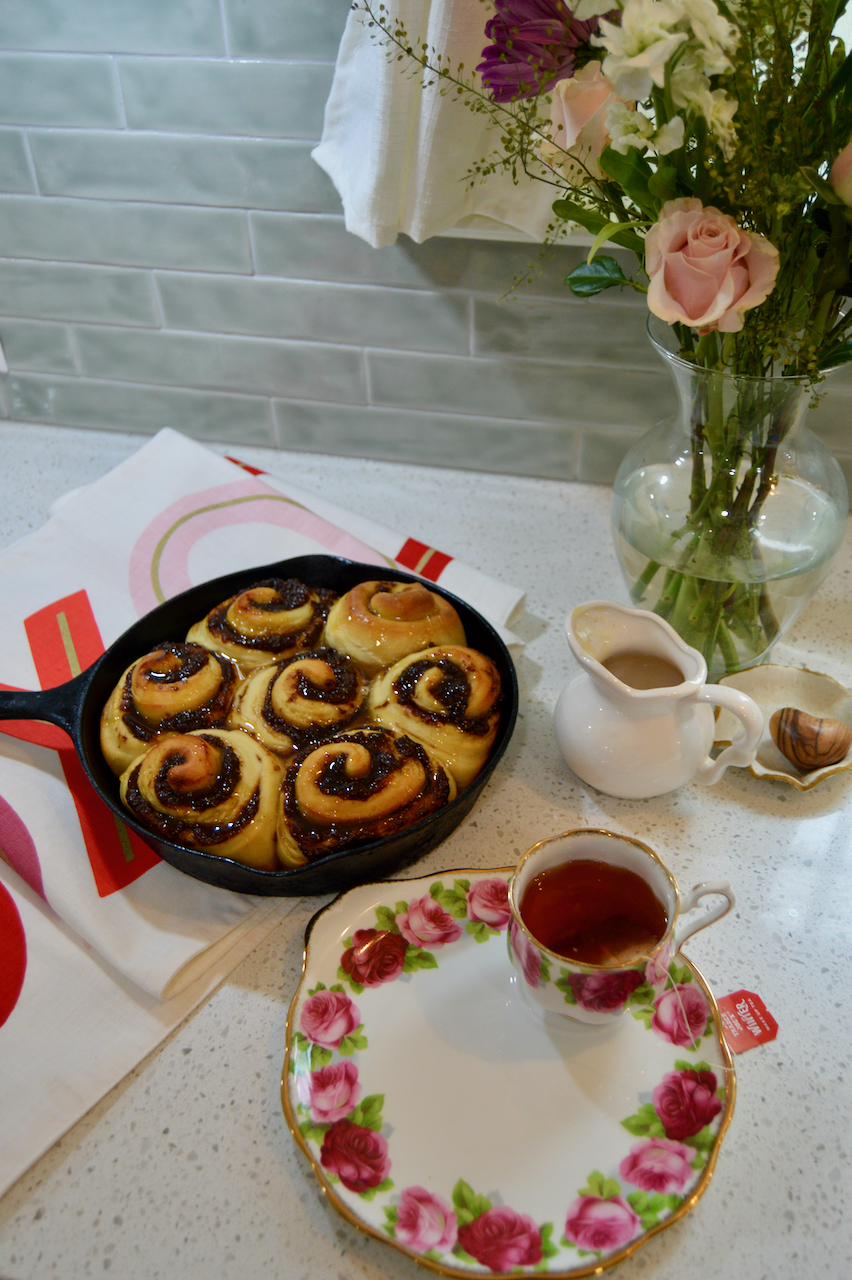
[0, 427, 524, 1196]
[312, 0, 558, 247]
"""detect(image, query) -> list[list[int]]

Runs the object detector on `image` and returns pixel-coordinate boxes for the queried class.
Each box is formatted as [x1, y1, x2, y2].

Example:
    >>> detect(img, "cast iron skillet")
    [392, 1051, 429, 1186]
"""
[0, 555, 518, 896]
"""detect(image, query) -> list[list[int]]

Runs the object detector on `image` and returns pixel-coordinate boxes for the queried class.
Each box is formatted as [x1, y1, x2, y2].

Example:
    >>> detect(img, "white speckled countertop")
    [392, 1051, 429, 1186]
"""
[0, 423, 850, 1280]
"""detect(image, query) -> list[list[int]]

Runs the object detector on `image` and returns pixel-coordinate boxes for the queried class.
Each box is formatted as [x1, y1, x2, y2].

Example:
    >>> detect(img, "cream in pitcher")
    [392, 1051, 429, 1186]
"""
[553, 600, 764, 799]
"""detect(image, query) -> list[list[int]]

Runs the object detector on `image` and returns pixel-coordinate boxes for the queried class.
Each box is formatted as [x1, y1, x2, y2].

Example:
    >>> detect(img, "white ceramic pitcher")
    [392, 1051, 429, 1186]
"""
[553, 600, 764, 799]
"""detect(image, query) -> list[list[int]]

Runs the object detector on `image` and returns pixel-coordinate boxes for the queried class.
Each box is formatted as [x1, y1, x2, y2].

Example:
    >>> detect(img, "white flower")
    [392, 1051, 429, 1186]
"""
[595, 0, 738, 102]
[607, 101, 685, 155]
[680, 0, 738, 74]
[595, 0, 690, 102]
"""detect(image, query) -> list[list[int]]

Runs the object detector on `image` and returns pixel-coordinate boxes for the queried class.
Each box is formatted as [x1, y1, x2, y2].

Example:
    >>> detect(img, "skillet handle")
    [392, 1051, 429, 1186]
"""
[0, 673, 89, 739]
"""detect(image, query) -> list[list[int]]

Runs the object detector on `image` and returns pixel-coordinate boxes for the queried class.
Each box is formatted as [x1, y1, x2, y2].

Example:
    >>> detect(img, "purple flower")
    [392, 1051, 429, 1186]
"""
[477, 1, 606, 103]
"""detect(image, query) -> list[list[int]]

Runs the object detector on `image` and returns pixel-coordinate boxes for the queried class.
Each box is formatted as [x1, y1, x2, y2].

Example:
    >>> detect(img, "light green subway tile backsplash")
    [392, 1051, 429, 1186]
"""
[0, 130, 35, 193]
[250, 214, 637, 299]
[0, 0, 226, 55]
[155, 273, 471, 353]
[28, 132, 342, 212]
[0, 1, 848, 489]
[0, 54, 122, 127]
[75, 327, 368, 403]
[0, 197, 253, 272]
[118, 59, 332, 139]
[272, 399, 579, 479]
[0, 319, 77, 373]
[473, 296, 652, 366]
[367, 350, 675, 428]
[223, 0, 349, 59]
[6, 373, 275, 444]
[0, 261, 159, 326]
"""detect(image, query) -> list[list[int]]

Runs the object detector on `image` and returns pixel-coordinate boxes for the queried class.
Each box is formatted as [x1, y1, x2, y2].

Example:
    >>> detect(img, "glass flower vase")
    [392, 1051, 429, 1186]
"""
[611, 317, 849, 682]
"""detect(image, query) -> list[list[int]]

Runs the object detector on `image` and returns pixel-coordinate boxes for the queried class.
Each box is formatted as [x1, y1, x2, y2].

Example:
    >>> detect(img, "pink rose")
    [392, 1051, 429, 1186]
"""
[651, 983, 709, 1047]
[653, 1068, 723, 1141]
[509, 919, 542, 987]
[297, 1059, 361, 1125]
[830, 140, 852, 205]
[564, 1194, 640, 1252]
[299, 988, 360, 1049]
[568, 967, 645, 1013]
[644, 943, 672, 994]
[340, 928, 408, 987]
[319, 1119, 390, 1193]
[396, 894, 462, 950]
[457, 1206, 542, 1272]
[545, 61, 621, 182]
[466, 877, 511, 930]
[646, 197, 779, 332]
[395, 1186, 457, 1254]
[619, 1136, 696, 1193]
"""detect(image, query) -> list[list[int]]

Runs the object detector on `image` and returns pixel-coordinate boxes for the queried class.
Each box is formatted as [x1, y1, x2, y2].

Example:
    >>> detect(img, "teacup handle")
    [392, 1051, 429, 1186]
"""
[693, 685, 764, 784]
[674, 880, 735, 949]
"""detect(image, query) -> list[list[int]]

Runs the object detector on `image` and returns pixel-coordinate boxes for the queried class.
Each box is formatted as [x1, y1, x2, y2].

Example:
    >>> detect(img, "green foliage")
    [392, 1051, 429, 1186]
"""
[429, 878, 471, 918]
[451, 1178, 491, 1226]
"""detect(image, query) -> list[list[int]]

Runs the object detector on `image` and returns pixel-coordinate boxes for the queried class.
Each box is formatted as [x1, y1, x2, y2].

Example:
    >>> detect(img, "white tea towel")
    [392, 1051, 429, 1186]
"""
[0, 863, 286, 1198]
[0, 427, 524, 1197]
[312, 0, 556, 247]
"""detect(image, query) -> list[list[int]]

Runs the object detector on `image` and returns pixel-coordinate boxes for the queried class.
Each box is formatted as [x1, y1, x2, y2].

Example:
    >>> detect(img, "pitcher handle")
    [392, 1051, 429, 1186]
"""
[693, 685, 764, 784]
[675, 880, 735, 949]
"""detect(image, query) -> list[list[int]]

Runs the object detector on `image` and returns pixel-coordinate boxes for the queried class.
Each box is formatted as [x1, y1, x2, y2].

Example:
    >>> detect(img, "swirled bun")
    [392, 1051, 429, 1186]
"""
[100, 642, 237, 775]
[323, 580, 466, 675]
[187, 577, 336, 672]
[119, 729, 284, 870]
[367, 645, 502, 789]
[227, 648, 366, 757]
[276, 727, 456, 868]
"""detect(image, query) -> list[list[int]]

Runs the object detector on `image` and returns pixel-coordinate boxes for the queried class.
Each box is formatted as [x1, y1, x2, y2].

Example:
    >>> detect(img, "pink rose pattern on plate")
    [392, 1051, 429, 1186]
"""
[290, 874, 729, 1271]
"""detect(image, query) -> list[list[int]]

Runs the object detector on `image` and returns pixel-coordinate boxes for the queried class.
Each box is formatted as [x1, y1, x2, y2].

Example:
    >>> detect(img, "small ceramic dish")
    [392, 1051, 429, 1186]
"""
[715, 665, 852, 790]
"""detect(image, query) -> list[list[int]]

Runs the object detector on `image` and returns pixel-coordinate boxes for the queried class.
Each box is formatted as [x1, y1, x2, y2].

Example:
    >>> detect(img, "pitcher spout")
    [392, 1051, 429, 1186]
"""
[566, 600, 705, 694]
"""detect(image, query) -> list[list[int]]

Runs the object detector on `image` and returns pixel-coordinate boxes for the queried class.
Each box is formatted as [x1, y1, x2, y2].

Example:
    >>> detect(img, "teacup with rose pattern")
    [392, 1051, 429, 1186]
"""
[508, 829, 734, 1025]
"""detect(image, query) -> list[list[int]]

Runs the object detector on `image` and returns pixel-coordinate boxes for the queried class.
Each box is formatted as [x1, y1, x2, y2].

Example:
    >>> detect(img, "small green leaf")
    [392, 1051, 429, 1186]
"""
[465, 920, 499, 943]
[375, 904, 400, 932]
[359, 1176, 394, 1201]
[800, 165, 844, 204]
[452, 1178, 491, 1221]
[621, 1103, 665, 1138]
[310, 1045, 333, 1071]
[337, 966, 364, 994]
[307, 981, 327, 996]
[648, 165, 680, 201]
[566, 255, 628, 297]
[351, 1093, 385, 1131]
[403, 947, 439, 973]
[299, 1119, 328, 1143]
[579, 1170, 608, 1198]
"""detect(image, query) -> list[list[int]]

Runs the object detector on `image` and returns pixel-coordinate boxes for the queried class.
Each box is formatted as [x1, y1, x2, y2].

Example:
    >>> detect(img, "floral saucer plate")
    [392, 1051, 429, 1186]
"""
[282, 868, 735, 1279]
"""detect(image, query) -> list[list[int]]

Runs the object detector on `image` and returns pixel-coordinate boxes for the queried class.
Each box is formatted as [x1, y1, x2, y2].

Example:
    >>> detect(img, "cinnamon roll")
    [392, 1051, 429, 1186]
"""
[187, 578, 336, 673]
[100, 642, 237, 775]
[367, 645, 502, 789]
[119, 729, 284, 870]
[227, 648, 366, 757]
[323, 579, 466, 675]
[276, 727, 456, 868]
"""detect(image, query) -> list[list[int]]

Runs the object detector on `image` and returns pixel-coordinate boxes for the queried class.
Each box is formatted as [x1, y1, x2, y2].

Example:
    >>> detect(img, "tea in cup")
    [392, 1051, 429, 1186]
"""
[507, 828, 734, 1025]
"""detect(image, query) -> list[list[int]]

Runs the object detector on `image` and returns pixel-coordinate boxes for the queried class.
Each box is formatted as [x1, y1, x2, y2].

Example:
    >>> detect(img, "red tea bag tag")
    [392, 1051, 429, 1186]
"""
[717, 989, 778, 1053]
